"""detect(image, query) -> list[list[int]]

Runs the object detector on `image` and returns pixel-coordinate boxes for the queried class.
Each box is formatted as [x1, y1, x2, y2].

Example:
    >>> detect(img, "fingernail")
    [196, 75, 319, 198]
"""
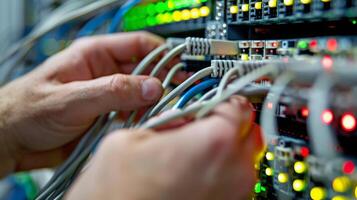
[142, 78, 162, 101]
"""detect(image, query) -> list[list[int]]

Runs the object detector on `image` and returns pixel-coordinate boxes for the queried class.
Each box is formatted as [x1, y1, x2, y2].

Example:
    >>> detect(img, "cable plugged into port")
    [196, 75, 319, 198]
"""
[185, 37, 239, 56]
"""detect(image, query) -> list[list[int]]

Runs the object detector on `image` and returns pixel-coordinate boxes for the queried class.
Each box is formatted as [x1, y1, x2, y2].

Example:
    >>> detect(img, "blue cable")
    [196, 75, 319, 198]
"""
[108, 0, 141, 33]
[77, 11, 116, 37]
[174, 79, 220, 109]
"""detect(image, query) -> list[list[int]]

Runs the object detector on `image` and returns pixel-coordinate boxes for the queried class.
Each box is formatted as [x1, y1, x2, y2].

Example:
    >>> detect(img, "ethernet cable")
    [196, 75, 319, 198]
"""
[108, 0, 141, 33]
[260, 72, 294, 144]
[162, 63, 185, 89]
[196, 63, 280, 119]
[141, 66, 277, 129]
[131, 43, 170, 75]
[77, 10, 116, 37]
[174, 79, 220, 109]
[307, 73, 338, 158]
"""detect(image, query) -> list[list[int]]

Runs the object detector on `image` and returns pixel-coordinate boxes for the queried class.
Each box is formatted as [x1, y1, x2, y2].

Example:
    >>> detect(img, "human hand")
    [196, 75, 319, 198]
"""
[66, 97, 263, 200]
[0, 32, 173, 177]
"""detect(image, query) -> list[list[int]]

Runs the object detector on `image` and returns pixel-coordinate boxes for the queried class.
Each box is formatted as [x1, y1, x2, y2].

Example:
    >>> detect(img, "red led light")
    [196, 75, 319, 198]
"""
[300, 107, 309, 118]
[321, 110, 334, 124]
[272, 42, 277, 47]
[342, 161, 355, 174]
[322, 55, 333, 70]
[309, 40, 318, 49]
[341, 113, 357, 132]
[300, 147, 310, 157]
[327, 38, 338, 52]
[267, 102, 273, 109]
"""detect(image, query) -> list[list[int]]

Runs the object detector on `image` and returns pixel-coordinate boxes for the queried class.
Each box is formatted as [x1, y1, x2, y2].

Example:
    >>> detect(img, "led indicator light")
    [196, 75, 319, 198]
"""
[242, 4, 249, 12]
[300, 147, 310, 157]
[342, 160, 355, 174]
[255, 2, 262, 9]
[266, 152, 274, 161]
[321, 109, 334, 124]
[278, 173, 288, 183]
[341, 113, 357, 132]
[294, 161, 307, 174]
[200, 6, 210, 17]
[309, 39, 318, 49]
[300, 107, 309, 118]
[332, 176, 351, 193]
[269, 0, 277, 7]
[190, 8, 200, 19]
[173, 11, 182, 21]
[310, 187, 326, 200]
[293, 179, 306, 192]
[327, 38, 338, 52]
[181, 9, 191, 20]
[298, 40, 309, 49]
[230, 5, 239, 14]
[265, 168, 274, 176]
[284, 0, 294, 6]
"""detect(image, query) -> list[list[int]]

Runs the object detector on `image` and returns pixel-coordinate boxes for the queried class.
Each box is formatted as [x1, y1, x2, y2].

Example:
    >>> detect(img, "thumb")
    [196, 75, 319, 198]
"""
[61, 74, 163, 117]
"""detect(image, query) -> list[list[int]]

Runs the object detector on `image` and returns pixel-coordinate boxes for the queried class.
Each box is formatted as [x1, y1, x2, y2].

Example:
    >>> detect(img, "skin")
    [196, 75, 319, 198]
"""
[0, 32, 263, 199]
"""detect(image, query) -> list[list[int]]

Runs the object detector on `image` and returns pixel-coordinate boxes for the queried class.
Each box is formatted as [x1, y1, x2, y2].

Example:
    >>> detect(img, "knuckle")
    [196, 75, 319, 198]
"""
[108, 75, 131, 95]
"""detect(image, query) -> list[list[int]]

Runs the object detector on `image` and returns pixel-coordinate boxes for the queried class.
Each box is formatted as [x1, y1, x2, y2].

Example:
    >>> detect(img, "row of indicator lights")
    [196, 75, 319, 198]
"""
[126, 0, 207, 17]
[310, 186, 356, 200]
[299, 108, 357, 133]
[298, 38, 339, 52]
[229, 0, 333, 14]
[124, 7, 210, 30]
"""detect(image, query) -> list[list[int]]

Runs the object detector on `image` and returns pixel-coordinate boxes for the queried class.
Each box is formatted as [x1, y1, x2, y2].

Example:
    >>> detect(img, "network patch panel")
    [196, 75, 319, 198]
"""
[227, 0, 357, 25]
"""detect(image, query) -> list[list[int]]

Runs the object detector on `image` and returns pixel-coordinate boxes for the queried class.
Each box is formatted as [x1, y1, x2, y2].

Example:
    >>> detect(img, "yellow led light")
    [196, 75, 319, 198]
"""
[278, 173, 288, 183]
[241, 54, 249, 61]
[168, 0, 174, 9]
[355, 186, 357, 198]
[173, 11, 182, 22]
[332, 176, 351, 193]
[230, 5, 239, 14]
[242, 4, 249, 12]
[321, 0, 331, 2]
[255, 2, 262, 9]
[332, 196, 348, 200]
[294, 161, 307, 174]
[265, 168, 273, 176]
[181, 9, 191, 20]
[269, 0, 277, 7]
[284, 0, 294, 6]
[190, 8, 200, 19]
[300, 0, 311, 4]
[310, 187, 326, 200]
[293, 179, 306, 192]
[266, 152, 274, 161]
[200, 6, 210, 17]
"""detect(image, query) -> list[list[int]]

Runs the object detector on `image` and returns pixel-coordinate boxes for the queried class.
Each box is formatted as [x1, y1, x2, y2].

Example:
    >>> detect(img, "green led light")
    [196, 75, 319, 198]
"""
[147, 4, 156, 16]
[155, 2, 166, 13]
[255, 182, 262, 193]
[352, 19, 357, 25]
[298, 40, 309, 49]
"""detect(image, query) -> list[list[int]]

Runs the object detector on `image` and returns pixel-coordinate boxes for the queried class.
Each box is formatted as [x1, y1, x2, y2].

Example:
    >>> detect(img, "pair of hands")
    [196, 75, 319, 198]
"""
[0, 32, 263, 199]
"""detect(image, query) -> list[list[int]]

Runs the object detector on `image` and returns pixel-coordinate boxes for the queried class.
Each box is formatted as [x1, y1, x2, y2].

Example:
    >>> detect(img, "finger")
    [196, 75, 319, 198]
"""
[158, 96, 254, 166]
[46, 32, 165, 82]
[60, 74, 163, 120]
